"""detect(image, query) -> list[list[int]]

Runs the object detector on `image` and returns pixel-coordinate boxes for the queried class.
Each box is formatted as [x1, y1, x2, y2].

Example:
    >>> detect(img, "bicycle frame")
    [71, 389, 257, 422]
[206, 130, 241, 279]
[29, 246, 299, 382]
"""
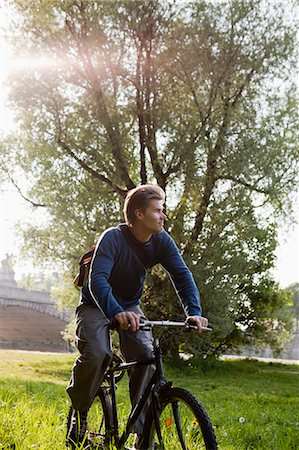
[98, 321, 212, 449]
[101, 335, 168, 449]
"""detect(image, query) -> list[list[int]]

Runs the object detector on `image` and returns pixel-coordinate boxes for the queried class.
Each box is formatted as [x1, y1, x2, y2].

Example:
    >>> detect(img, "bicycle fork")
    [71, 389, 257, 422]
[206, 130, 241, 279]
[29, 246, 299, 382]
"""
[150, 338, 171, 450]
[152, 391, 165, 450]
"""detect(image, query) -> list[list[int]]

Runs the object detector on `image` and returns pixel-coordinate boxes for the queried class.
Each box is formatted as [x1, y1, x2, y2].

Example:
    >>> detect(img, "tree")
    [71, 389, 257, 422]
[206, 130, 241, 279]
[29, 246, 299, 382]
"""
[2, 0, 298, 356]
[287, 283, 299, 332]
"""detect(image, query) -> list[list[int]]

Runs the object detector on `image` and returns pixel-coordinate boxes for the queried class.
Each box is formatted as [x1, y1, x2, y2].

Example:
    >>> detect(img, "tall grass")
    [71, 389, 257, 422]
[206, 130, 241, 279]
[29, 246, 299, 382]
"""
[0, 350, 298, 449]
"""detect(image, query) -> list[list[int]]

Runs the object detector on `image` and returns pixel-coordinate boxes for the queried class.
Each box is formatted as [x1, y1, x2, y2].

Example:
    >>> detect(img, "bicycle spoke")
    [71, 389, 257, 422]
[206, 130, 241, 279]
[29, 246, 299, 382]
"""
[172, 401, 188, 450]
[147, 393, 212, 449]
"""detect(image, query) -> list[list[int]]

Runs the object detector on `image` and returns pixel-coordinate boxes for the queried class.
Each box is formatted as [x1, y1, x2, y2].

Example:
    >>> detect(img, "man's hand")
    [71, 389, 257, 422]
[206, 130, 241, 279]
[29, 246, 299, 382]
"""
[186, 315, 209, 333]
[115, 311, 141, 332]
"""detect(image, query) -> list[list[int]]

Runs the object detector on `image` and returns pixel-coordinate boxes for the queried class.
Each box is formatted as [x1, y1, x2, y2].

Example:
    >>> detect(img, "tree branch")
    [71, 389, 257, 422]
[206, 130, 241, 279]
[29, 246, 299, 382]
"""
[135, 39, 148, 184]
[220, 175, 270, 195]
[57, 139, 127, 198]
[5, 172, 46, 208]
[183, 60, 258, 255]
[143, 38, 165, 188]
[64, 10, 135, 191]
[183, 98, 231, 256]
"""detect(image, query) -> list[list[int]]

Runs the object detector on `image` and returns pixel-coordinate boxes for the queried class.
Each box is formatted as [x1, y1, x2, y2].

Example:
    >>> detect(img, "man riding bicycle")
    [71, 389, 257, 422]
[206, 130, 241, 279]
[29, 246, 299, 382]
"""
[66, 184, 208, 449]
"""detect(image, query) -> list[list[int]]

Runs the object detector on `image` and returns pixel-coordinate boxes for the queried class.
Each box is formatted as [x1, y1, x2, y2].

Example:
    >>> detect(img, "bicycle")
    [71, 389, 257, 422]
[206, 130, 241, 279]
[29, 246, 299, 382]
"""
[67, 320, 218, 450]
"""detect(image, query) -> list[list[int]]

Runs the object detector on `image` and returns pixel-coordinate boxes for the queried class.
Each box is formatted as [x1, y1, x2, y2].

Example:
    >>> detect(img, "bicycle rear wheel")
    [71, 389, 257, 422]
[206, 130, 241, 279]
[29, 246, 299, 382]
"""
[88, 388, 114, 448]
[143, 387, 217, 450]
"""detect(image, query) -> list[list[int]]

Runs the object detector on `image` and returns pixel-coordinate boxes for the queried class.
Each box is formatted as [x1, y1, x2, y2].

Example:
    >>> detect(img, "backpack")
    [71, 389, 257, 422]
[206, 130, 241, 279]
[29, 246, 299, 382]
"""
[73, 224, 150, 288]
[73, 245, 96, 288]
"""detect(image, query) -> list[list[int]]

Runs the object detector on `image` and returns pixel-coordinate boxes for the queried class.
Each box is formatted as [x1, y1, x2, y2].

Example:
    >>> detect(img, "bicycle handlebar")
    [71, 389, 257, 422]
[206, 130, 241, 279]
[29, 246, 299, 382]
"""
[139, 320, 213, 331]
[110, 319, 212, 331]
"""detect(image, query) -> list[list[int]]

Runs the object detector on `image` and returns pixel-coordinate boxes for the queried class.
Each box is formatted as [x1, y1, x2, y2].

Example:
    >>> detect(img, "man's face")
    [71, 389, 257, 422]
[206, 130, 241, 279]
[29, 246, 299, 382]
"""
[136, 199, 166, 234]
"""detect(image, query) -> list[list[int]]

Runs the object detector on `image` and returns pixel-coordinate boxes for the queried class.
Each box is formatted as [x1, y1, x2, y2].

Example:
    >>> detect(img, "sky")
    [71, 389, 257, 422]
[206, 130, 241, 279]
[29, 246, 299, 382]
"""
[0, 2, 298, 287]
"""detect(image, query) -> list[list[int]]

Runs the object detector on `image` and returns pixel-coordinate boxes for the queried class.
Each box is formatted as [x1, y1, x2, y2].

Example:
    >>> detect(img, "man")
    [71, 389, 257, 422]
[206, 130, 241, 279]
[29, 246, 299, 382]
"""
[66, 184, 208, 449]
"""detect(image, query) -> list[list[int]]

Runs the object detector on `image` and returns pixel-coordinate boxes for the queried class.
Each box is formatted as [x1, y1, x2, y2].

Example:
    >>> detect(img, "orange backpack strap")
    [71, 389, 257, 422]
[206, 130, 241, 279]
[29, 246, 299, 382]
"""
[73, 245, 96, 288]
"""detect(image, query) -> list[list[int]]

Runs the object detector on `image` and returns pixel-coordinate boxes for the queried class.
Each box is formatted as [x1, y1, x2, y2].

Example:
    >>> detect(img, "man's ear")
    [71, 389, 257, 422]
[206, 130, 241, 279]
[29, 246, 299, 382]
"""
[135, 209, 143, 220]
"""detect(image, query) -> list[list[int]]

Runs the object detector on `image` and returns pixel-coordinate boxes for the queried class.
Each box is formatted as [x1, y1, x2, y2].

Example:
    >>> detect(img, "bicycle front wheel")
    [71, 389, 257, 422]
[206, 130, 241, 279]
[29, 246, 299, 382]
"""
[143, 387, 217, 450]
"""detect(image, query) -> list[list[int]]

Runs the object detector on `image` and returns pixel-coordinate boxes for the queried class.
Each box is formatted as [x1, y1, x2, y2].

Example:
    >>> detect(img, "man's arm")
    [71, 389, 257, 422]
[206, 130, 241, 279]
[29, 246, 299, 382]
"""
[89, 230, 141, 331]
[159, 232, 208, 332]
[88, 230, 125, 320]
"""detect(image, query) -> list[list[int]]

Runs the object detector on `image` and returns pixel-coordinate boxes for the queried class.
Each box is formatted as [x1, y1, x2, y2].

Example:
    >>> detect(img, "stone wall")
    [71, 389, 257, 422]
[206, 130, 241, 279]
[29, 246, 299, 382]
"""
[0, 286, 71, 322]
[0, 256, 72, 352]
[0, 304, 70, 352]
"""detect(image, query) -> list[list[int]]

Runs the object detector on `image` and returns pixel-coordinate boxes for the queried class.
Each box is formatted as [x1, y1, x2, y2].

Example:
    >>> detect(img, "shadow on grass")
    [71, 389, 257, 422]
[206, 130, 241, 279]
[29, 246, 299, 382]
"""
[26, 357, 75, 382]
[0, 376, 68, 406]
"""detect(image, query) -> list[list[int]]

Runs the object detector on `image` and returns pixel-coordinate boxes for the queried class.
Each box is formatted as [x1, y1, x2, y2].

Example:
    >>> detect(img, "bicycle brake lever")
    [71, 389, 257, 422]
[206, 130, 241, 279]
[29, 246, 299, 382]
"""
[184, 323, 197, 332]
[185, 323, 213, 332]
[139, 321, 152, 331]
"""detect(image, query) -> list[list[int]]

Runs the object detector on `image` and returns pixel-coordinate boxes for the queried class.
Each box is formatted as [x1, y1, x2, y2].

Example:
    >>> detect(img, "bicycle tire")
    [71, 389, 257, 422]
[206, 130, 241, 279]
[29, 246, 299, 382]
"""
[142, 387, 217, 450]
[66, 388, 113, 449]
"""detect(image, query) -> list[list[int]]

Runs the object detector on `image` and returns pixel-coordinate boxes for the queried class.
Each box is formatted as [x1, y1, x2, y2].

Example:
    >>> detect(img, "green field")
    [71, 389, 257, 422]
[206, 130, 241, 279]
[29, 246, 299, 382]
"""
[0, 349, 298, 449]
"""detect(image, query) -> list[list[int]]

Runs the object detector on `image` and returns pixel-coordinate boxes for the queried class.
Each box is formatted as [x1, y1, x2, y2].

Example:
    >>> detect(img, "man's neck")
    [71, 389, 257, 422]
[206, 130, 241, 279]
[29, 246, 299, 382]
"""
[128, 224, 152, 243]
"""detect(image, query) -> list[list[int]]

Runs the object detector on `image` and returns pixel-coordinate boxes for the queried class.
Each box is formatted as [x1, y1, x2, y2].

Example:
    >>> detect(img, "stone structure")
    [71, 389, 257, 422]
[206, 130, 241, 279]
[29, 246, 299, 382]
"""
[0, 255, 72, 352]
[0, 255, 70, 322]
[0, 255, 17, 288]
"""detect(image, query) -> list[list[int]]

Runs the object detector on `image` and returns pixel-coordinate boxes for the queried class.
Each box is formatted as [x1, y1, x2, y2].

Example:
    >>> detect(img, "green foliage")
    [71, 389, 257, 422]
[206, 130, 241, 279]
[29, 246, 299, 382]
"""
[0, 350, 299, 449]
[17, 272, 60, 293]
[51, 276, 80, 310]
[2, 0, 298, 356]
[60, 317, 76, 349]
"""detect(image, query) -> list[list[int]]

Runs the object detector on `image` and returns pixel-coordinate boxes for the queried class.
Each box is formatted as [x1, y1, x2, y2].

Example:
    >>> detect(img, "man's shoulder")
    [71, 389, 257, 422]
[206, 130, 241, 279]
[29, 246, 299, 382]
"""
[98, 225, 123, 245]
[153, 229, 173, 243]
[151, 230, 177, 253]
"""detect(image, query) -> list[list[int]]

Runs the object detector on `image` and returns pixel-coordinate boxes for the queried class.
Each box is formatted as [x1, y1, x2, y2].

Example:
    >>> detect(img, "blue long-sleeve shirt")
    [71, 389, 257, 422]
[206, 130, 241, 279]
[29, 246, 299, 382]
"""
[81, 224, 201, 320]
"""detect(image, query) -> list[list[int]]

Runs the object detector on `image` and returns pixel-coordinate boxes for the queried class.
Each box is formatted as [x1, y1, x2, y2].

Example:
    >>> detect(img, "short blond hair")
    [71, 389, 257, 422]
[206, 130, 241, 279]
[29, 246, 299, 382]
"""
[123, 184, 165, 225]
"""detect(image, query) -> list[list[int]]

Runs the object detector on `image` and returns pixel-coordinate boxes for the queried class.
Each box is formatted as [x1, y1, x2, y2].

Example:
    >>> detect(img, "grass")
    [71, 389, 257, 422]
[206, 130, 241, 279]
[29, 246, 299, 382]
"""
[0, 349, 298, 449]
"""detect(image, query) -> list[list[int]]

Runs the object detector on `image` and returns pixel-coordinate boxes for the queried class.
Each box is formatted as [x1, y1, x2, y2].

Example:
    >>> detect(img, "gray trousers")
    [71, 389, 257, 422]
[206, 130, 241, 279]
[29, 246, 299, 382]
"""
[67, 303, 154, 434]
